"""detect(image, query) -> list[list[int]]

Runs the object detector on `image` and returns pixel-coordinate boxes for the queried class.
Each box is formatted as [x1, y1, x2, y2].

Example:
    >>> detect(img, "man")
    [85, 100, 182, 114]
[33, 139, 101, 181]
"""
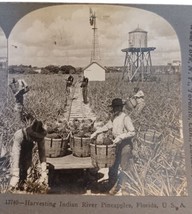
[90, 98, 135, 195]
[133, 87, 145, 114]
[9, 78, 30, 119]
[9, 119, 48, 192]
[80, 76, 89, 104]
[66, 75, 74, 95]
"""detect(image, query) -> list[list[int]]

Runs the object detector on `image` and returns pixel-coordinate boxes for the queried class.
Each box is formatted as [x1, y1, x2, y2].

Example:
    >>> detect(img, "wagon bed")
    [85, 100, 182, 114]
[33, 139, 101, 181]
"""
[46, 81, 97, 171]
[47, 153, 94, 170]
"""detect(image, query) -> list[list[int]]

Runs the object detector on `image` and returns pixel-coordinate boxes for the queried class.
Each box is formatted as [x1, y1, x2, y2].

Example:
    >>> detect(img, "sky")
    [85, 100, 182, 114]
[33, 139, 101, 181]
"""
[0, 4, 181, 67]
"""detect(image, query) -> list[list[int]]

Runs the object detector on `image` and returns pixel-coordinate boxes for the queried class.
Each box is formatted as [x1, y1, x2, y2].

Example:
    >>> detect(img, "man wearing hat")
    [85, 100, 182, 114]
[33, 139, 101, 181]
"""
[90, 98, 135, 195]
[66, 75, 74, 95]
[80, 76, 89, 104]
[9, 120, 48, 191]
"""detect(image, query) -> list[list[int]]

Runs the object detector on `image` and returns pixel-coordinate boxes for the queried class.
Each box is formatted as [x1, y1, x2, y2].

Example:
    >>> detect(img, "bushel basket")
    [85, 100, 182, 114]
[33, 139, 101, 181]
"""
[125, 97, 137, 110]
[45, 134, 69, 158]
[137, 129, 162, 145]
[90, 143, 116, 168]
[71, 135, 91, 157]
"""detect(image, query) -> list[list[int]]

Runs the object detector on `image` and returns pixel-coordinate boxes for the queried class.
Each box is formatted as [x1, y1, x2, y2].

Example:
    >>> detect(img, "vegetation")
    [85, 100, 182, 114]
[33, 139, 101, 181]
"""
[0, 71, 187, 196]
[9, 65, 77, 75]
[88, 73, 186, 196]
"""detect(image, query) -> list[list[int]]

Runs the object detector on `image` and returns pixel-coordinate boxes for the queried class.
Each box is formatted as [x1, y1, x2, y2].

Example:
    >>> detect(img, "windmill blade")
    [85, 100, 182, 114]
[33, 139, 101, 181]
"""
[12, 45, 18, 48]
[90, 17, 93, 26]
[89, 8, 93, 16]
[89, 8, 93, 25]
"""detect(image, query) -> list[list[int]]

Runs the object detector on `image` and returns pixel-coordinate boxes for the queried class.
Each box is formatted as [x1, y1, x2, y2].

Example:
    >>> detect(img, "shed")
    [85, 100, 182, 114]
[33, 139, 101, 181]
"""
[83, 62, 106, 81]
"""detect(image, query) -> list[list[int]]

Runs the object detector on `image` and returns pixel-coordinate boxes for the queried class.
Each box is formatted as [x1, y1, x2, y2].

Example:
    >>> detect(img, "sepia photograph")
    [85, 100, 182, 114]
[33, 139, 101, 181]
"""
[0, 3, 186, 197]
[1, 2, 192, 213]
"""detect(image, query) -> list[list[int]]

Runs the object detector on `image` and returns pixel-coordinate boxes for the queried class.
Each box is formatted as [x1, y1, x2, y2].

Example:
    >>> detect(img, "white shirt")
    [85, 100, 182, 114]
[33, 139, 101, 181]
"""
[95, 112, 135, 141]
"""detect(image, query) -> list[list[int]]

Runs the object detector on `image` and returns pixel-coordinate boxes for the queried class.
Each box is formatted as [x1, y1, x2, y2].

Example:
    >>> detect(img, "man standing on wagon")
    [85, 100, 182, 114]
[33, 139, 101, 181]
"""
[90, 98, 135, 195]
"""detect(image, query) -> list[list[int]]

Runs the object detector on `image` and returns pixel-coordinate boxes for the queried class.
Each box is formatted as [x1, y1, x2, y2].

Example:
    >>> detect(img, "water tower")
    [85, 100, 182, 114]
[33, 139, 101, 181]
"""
[122, 27, 156, 81]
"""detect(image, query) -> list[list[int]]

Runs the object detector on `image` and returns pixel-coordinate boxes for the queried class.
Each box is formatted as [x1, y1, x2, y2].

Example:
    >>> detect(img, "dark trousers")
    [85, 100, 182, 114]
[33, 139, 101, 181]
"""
[18, 142, 33, 188]
[108, 139, 133, 190]
[82, 88, 88, 104]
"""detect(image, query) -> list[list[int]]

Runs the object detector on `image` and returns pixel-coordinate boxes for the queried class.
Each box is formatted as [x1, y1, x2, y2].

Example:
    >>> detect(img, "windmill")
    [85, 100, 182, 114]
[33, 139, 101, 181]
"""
[89, 8, 95, 26]
[89, 8, 100, 63]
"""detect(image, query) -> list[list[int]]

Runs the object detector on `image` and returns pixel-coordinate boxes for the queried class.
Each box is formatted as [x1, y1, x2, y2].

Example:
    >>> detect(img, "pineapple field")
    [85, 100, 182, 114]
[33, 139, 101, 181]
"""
[0, 71, 187, 196]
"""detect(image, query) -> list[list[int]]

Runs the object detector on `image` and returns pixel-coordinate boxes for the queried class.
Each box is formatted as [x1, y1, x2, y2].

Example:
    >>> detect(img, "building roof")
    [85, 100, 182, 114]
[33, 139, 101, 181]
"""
[83, 61, 106, 71]
[129, 27, 147, 33]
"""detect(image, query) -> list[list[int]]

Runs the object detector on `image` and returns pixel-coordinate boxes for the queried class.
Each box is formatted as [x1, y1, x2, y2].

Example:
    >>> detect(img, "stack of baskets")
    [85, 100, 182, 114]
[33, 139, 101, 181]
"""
[45, 134, 70, 158]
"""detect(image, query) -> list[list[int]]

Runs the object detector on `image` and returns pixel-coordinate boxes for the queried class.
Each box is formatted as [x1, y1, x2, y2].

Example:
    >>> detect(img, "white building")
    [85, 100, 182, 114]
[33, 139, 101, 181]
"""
[0, 57, 7, 69]
[83, 62, 106, 81]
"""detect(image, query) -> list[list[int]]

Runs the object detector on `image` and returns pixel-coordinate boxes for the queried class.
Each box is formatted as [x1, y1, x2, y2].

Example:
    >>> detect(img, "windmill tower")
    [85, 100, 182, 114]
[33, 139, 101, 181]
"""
[122, 27, 156, 82]
[89, 8, 100, 63]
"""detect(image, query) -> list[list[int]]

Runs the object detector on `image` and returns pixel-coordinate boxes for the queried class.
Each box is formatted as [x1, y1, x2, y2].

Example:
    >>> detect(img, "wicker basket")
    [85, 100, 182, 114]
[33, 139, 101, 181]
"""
[137, 129, 162, 145]
[71, 135, 91, 157]
[45, 134, 69, 158]
[90, 143, 116, 168]
[125, 97, 137, 110]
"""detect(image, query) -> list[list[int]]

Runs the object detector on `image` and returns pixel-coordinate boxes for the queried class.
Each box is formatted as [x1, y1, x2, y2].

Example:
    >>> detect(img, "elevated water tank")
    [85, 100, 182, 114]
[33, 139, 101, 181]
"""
[129, 27, 147, 48]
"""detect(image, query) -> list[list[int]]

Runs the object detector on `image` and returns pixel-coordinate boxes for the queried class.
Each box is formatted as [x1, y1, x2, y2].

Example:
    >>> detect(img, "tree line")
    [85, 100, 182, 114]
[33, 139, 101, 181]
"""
[8, 65, 78, 74]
